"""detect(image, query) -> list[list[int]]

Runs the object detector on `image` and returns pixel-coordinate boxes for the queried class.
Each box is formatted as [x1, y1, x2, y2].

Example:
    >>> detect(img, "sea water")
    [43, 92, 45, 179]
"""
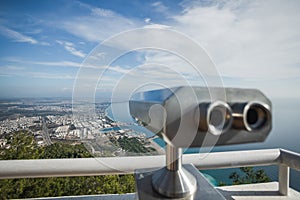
[105, 99, 300, 190]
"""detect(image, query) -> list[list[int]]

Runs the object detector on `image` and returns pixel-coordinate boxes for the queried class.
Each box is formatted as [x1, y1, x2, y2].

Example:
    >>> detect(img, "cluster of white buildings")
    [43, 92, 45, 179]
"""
[0, 112, 121, 142]
[46, 114, 115, 141]
[0, 101, 155, 157]
[0, 116, 41, 135]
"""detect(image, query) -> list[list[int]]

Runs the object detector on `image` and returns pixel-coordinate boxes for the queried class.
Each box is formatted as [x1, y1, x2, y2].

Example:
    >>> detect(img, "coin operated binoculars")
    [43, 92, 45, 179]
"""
[129, 86, 272, 199]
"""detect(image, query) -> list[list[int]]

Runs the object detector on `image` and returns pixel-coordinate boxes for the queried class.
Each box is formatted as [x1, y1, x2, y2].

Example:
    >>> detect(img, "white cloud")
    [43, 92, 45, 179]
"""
[96, 0, 299, 98]
[143, 23, 171, 29]
[0, 69, 74, 80]
[33, 60, 82, 68]
[77, 1, 115, 17]
[5, 57, 82, 68]
[144, 18, 151, 23]
[0, 25, 38, 44]
[60, 3, 140, 42]
[151, 1, 168, 13]
[170, 0, 300, 80]
[6, 65, 25, 70]
[0, 74, 12, 77]
[4, 57, 111, 71]
[132, 0, 300, 99]
[56, 40, 86, 58]
[49, 0, 300, 98]
[29, 72, 74, 79]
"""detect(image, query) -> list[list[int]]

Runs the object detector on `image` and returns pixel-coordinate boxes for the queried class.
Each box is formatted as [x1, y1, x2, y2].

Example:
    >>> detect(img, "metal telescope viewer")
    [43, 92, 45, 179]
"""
[129, 86, 272, 199]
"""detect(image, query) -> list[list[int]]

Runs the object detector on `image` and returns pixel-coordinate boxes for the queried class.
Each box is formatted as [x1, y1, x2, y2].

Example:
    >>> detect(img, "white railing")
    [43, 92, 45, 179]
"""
[0, 148, 299, 196]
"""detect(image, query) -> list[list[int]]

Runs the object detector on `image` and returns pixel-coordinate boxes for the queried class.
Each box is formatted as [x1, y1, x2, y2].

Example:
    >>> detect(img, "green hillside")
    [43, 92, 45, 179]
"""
[0, 132, 135, 199]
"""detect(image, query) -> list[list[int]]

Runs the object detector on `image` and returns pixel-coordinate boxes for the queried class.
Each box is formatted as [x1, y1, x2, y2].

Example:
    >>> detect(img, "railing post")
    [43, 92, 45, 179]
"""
[278, 164, 289, 196]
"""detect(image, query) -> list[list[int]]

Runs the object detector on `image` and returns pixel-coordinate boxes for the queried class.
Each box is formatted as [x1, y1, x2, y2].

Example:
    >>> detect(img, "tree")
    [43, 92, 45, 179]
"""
[0, 131, 135, 199]
[0, 131, 41, 160]
[229, 167, 270, 185]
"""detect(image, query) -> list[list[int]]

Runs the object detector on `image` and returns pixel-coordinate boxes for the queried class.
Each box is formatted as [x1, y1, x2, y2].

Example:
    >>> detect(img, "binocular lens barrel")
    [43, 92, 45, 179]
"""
[232, 102, 271, 131]
[199, 101, 233, 135]
[198, 101, 271, 134]
[129, 87, 272, 147]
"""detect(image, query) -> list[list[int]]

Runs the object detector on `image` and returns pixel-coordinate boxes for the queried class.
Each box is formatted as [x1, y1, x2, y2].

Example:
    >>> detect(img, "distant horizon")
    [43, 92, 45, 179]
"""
[1, 95, 299, 105]
[1, 1, 300, 194]
[1, 0, 300, 99]
[0, 95, 130, 104]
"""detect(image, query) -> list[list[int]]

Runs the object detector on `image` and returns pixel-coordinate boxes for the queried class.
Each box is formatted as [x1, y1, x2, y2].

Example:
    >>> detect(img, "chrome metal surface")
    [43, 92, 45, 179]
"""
[151, 166, 197, 198]
[129, 86, 272, 147]
[129, 87, 272, 198]
[279, 164, 290, 196]
[166, 144, 182, 171]
[199, 101, 233, 135]
[0, 148, 289, 179]
[0, 149, 299, 197]
[135, 164, 225, 200]
[35, 182, 300, 200]
[231, 101, 271, 131]
[279, 149, 300, 170]
[151, 144, 197, 198]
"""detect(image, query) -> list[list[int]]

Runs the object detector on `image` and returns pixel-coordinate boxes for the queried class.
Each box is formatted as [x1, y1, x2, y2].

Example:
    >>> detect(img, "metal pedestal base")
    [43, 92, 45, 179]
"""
[135, 164, 226, 200]
[151, 166, 197, 198]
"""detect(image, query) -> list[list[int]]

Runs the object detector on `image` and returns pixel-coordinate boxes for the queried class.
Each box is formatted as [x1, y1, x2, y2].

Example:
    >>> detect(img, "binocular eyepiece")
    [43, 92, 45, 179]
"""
[130, 86, 272, 147]
[199, 101, 271, 135]
[199, 101, 232, 135]
[130, 86, 272, 199]
[232, 102, 271, 132]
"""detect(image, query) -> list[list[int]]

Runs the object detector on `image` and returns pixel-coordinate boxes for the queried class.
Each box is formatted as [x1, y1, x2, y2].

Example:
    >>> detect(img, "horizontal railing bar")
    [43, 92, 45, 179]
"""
[184, 148, 281, 170]
[0, 148, 295, 179]
[0, 156, 165, 179]
[280, 149, 300, 171]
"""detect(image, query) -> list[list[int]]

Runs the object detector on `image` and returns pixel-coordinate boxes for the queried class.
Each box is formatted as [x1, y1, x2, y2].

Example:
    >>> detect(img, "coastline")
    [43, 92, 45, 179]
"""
[149, 137, 165, 155]
[104, 104, 280, 187]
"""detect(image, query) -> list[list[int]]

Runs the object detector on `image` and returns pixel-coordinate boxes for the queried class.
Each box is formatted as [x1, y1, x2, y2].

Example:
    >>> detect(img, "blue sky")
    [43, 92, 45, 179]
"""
[0, 0, 300, 99]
